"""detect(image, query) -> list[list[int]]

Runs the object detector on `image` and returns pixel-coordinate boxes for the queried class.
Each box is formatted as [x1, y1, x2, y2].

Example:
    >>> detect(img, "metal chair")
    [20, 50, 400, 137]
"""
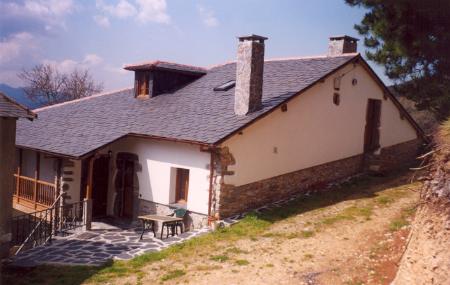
[166, 208, 187, 236]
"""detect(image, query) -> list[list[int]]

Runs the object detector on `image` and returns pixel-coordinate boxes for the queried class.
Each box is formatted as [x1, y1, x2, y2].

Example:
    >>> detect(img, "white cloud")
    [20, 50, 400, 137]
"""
[136, 0, 170, 24]
[43, 54, 103, 73]
[23, 0, 74, 17]
[198, 5, 218, 27]
[0, 32, 36, 64]
[96, 0, 136, 19]
[94, 15, 110, 27]
[95, 0, 170, 25]
[105, 65, 129, 75]
[0, 0, 75, 36]
[83, 54, 103, 66]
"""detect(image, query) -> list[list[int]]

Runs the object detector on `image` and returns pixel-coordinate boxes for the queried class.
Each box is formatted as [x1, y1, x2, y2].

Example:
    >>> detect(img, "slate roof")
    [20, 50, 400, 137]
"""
[16, 54, 359, 158]
[0, 92, 36, 119]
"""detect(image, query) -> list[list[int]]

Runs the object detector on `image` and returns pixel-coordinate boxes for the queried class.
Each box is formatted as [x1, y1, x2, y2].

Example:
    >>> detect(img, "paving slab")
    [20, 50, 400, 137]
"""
[10, 223, 209, 267]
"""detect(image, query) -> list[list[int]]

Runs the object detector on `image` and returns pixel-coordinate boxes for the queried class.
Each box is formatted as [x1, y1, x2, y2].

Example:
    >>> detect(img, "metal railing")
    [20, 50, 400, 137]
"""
[11, 200, 85, 254]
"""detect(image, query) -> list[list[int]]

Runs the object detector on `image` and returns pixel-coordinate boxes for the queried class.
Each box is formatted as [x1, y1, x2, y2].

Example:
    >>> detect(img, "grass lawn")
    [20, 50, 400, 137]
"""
[2, 170, 420, 285]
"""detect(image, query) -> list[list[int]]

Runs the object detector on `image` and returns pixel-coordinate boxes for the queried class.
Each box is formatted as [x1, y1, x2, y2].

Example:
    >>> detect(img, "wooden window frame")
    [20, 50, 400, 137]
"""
[136, 71, 150, 96]
[175, 168, 189, 204]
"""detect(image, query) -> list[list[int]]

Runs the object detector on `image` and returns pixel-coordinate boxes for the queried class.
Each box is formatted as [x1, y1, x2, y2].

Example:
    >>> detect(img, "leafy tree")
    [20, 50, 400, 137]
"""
[18, 64, 103, 106]
[346, 0, 450, 120]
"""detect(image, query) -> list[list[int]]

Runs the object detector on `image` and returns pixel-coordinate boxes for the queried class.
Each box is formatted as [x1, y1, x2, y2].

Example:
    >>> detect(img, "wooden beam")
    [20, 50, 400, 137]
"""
[33, 152, 40, 209]
[36, 152, 40, 180]
[86, 156, 95, 200]
[16, 149, 22, 201]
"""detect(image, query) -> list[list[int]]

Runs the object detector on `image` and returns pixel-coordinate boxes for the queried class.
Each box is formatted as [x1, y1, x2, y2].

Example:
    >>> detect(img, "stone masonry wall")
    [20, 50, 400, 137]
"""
[234, 38, 265, 115]
[218, 154, 365, 218]
[377, 139, 422, 172]
[139, 199, 208, 231]
[217, 138, 423, 218]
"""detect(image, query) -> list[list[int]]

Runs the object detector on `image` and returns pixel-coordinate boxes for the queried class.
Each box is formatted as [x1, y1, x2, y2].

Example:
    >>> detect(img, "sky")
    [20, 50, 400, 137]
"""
[0, 0, 390, 91]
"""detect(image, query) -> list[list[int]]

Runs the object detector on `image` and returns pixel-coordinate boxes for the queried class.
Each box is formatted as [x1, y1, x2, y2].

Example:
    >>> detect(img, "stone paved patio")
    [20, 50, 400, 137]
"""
[10, 222, 209, 267]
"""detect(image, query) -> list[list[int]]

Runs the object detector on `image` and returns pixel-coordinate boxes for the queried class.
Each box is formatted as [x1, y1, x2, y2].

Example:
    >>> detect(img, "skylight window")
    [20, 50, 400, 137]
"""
[214, 80, 236, 91]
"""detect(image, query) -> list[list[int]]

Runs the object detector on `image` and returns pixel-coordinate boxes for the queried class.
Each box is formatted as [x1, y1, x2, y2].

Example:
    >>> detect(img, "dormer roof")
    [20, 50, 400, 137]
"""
[123, 60, 207, 75]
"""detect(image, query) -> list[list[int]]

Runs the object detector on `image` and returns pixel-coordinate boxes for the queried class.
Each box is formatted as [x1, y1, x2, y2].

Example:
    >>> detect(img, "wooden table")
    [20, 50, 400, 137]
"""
[138, 215, 183, 240]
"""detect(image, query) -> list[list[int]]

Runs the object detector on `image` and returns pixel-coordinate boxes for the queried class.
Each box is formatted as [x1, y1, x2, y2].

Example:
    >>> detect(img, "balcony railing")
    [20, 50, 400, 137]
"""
[13, 174, 56, 210]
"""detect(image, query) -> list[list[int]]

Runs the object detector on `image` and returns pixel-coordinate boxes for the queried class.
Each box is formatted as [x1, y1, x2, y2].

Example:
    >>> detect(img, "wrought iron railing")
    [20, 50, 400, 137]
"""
[11, 200, 85, 254]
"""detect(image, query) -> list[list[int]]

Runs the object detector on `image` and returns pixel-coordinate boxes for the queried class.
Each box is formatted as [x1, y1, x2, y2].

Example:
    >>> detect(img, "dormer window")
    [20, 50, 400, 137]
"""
[136, 71, 150, 97]
[124, 61, 207, 99]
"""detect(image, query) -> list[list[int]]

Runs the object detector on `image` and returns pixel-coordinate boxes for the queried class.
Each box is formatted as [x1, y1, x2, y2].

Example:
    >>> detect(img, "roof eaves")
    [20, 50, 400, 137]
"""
[356, 58, 427, 142]
[77, 133, 212, 160]
[16, 144, 78, 159]
[0, 92, 36, 120]
[123, 60, 207, 74]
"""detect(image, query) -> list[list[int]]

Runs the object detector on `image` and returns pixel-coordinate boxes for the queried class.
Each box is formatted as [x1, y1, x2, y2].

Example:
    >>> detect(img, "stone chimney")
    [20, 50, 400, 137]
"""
[327, 35, 359, 56]
[234, 35, 268, 116]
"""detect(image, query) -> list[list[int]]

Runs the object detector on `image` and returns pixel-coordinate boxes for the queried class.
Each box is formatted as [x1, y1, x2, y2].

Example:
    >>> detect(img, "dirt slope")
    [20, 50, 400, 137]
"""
[393, 121, 450, 285]
[135, 174, 419, 285]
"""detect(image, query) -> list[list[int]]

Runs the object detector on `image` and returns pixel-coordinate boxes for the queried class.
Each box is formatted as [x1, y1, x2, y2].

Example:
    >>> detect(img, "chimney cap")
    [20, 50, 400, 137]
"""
[329, 35, 359, 42]
[238, 34, 268, 43]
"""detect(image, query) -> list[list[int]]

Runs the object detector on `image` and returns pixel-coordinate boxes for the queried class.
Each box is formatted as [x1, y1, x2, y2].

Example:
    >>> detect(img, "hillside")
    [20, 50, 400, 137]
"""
[393, 119, 450, 284]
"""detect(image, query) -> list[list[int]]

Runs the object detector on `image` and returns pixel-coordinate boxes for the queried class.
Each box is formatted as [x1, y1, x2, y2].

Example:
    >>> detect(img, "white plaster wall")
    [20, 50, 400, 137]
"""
[104, 137, 211, 215]
[222, 62, 418, 186]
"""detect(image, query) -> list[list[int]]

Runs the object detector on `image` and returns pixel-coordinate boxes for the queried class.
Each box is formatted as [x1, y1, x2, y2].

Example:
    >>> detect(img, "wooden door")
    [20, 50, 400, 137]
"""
[92, 156, 110, 217]
[364, 99, 382, 152]
[175, 168, 189, 204]
[122, 160, 134, 218]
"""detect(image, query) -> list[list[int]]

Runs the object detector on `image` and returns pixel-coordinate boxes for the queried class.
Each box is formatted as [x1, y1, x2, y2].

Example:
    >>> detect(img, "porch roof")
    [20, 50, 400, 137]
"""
[16, 54, 366, 158]
[0, 92, 36, 120]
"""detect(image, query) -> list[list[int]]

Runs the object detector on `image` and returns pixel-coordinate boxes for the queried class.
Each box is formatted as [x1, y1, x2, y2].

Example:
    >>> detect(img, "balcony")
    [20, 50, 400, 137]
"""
[13, 174, 57, 212]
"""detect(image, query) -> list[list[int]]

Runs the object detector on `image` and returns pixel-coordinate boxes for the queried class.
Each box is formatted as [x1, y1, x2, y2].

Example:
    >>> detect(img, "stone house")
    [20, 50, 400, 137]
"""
[14, 35, 424, 228]
[0, 93, 35, 258]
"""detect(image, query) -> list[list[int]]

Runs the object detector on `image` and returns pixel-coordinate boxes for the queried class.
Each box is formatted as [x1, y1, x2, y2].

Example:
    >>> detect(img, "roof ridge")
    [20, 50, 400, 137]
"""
[207, 53, 359, 69]
[265, 53, 359, 62]
[33, 87, 133, 112]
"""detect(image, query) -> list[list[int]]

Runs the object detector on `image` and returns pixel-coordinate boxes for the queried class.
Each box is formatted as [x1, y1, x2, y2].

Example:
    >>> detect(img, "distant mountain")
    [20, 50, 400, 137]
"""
[0, 83, 42, 109]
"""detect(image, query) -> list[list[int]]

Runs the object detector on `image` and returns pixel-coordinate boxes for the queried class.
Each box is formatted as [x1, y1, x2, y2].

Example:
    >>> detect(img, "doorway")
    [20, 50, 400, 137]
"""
[92, 156, 110, 217]
[113, 153, 139, 220]
[364, 99, 382, 153]
[119, 160, 134, 218]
